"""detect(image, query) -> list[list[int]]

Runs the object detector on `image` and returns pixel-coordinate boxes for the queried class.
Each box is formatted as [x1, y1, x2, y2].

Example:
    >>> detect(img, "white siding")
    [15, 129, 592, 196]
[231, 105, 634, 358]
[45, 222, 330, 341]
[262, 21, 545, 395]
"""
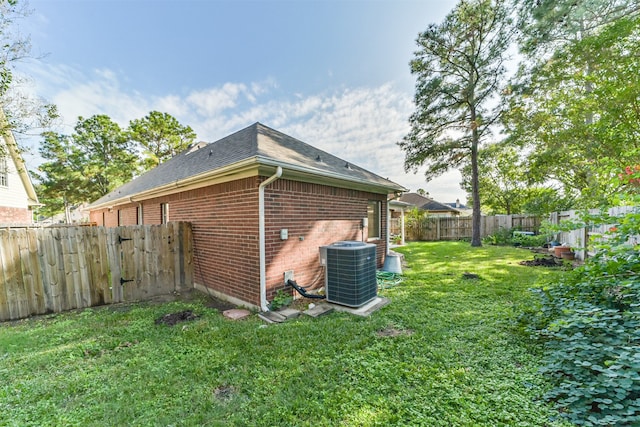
[0, 142, 29, 209]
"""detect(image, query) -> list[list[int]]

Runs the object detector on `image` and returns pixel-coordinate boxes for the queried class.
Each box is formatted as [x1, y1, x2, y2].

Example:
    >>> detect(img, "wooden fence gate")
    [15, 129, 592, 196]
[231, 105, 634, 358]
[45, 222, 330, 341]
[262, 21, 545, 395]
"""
[0, 222, 193, 321]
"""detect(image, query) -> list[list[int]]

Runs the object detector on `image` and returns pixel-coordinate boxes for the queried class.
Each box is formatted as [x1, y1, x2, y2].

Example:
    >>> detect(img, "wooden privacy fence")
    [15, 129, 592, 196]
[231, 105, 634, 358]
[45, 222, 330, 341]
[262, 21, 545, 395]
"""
[0, 222, 193, 321]
[548, 206, 637, 261]
[401, 214, 542, 241]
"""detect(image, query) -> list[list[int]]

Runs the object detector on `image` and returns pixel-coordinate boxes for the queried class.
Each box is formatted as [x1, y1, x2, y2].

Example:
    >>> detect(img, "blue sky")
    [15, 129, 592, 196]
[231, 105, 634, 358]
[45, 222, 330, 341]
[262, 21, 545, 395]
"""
[17, 0, 466, 203]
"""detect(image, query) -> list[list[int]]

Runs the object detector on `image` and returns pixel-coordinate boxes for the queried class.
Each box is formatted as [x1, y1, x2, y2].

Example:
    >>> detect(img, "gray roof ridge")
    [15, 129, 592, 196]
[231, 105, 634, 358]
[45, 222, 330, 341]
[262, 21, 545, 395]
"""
[254, 122, 399, 186]
[89, 122, 405, 208]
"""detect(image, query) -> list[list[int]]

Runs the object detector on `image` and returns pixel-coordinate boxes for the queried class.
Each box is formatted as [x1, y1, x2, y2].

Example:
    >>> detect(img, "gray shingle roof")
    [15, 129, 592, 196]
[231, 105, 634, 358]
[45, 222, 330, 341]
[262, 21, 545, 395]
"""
[89, 122, 405, 208]
[399, 193, 459, 212]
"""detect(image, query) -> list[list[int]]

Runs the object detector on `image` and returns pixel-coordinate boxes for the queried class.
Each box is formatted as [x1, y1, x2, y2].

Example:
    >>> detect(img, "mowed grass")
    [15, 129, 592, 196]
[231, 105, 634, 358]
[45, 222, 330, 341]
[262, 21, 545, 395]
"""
[0, 242, 571, 427]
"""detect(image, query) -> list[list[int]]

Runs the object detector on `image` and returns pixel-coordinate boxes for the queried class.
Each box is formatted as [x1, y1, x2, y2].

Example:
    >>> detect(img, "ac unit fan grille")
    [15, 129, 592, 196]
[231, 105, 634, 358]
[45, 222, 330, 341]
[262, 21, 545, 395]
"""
[323, 242, 377, 307]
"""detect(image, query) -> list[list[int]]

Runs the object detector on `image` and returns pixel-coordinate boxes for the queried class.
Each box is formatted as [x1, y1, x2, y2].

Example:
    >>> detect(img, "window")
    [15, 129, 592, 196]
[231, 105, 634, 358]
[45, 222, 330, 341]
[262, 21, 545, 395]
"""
[0, 156, 7, 187]
[117, 209, 123, 226]
[136, 205, 143, 225]
[161, 203, 169, 224]
[367, 200, 381, 240]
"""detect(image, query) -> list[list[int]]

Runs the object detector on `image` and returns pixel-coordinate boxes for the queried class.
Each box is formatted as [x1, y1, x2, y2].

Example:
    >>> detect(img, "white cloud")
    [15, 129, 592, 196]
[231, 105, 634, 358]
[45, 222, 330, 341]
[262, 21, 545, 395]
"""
[186, 82, 247, 116]
[17, 62, 467, 203]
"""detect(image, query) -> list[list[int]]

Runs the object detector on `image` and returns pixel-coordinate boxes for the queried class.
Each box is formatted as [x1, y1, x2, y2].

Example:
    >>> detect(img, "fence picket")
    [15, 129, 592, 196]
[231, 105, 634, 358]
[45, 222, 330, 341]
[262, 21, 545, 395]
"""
[0, 223, 193, 321]
[400, 214, 542, 242]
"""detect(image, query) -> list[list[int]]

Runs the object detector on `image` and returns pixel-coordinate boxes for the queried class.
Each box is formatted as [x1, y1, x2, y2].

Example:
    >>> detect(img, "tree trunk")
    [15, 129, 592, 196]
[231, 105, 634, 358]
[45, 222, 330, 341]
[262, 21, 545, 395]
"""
[470, 110, 482, 247]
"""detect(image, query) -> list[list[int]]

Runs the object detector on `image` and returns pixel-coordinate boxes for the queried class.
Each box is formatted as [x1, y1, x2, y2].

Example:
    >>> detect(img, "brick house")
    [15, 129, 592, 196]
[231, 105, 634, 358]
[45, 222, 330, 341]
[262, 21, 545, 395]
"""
[87, 123, 406, 310]
[0, 121, 40, 225]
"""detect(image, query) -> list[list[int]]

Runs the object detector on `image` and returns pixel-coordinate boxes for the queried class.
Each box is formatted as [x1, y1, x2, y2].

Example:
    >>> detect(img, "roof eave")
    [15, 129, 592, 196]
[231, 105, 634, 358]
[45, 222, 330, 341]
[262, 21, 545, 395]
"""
[89, 155, 407, 211]
[257, 157, 407, 194]
[88, 157, 260, 210]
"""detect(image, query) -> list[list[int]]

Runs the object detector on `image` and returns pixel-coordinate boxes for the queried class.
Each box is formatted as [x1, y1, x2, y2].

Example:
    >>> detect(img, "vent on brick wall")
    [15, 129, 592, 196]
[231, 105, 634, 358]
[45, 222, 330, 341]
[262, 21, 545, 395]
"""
[319, 241, 377, 307]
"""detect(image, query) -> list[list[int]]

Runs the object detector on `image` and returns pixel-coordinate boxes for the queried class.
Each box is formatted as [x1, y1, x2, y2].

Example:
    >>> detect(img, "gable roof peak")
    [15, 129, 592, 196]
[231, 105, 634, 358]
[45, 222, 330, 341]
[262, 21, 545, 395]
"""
[88, 122, 406, 209]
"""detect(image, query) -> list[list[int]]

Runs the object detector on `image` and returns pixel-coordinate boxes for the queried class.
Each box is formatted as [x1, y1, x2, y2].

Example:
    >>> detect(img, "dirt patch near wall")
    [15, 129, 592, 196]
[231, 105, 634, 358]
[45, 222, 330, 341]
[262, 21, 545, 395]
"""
[155, 310, 199, 326]
[205, 297, 237, 312]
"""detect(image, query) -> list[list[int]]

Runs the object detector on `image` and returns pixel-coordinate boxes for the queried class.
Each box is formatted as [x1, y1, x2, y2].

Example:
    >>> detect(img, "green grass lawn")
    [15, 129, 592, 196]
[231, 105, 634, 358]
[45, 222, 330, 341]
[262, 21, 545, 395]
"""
[0, 242, 571, 427]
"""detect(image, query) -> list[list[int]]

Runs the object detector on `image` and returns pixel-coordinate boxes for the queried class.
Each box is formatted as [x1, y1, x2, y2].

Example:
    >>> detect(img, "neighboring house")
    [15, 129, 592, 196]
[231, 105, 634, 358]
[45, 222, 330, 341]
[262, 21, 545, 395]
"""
[444, 199, 472, 217]
[38, 203, 91, 226]
[0, 123, 40, 225]
[398, 193, 461, 217]
[87, 123, 406, 310]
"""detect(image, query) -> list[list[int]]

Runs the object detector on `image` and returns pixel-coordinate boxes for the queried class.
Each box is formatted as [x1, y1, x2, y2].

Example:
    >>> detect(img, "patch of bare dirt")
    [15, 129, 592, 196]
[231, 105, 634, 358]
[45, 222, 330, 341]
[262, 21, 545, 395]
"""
[155, 310, 199, 326]
[213, 385, 236, 401]
[205, 297, 237, 312]
[376, 326, 414, 338]
[519, 256, 563, 267]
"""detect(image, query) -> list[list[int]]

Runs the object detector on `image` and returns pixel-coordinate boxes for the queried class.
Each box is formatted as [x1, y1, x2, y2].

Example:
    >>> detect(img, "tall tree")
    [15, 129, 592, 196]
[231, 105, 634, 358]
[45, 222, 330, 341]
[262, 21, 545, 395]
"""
[0, 0, 56, 151]
[398, 0, 512, 246]
[74, 115, 138, 202]
[516, 0, 639, 57]
[32, 131, 84, 218]
[128, 111, 196, 170]
[460, 142, 529, 215]
[461, 142, 574, 215]
[505, 13, 640, 207]
[37, 115, 138, 214]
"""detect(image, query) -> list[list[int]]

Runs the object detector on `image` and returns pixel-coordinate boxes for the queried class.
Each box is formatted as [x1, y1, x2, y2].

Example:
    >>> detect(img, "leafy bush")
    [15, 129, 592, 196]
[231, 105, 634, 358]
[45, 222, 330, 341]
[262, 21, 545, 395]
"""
[526, 198, 640, 425]
[483, 227, 546, 247]
[482, 227, 512, 245]
[511, 232, 547, 248]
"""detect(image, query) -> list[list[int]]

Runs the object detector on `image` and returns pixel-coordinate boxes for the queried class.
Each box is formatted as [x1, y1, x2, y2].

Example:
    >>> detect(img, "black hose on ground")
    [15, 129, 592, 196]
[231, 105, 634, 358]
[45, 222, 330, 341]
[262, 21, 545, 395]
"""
[286, 279, 326, 299]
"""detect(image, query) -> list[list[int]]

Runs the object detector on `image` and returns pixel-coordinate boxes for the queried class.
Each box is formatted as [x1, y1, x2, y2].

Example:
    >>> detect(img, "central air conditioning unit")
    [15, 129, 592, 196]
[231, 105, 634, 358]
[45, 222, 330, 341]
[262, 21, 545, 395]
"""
[319, 241, 377, 307]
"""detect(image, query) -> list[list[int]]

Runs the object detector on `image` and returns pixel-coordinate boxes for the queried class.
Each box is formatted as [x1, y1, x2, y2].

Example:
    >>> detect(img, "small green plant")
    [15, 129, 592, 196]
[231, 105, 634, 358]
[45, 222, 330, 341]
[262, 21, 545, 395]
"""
[269, 289, 293, 311]
[525, 185, 640, 425]
[511, 233, 546, 247]
[482, 227, 512, 245]
[483, 228, 546, 247]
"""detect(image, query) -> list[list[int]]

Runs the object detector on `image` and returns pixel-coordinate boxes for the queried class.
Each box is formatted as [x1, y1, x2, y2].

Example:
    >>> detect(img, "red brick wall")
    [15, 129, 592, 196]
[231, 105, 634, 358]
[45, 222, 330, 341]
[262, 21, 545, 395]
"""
[0, 206, 32, 224]
[89, 176, 389, 307]
[90, 177, 262, 306]
[263, 179, 387, 301]
[117, 205, 139, 225]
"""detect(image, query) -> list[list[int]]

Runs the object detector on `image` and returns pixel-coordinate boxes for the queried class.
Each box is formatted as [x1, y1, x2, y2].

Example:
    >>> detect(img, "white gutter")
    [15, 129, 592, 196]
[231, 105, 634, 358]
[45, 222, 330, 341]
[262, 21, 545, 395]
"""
[259, 166, 282, 312]
[258, 156, 407, 194]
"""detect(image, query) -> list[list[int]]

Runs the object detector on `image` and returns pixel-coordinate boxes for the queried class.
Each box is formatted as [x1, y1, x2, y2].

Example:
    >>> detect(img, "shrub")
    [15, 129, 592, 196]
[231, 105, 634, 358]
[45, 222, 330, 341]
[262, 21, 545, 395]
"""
[482, 227, 512, 245]
[526, 200, 640, 426]
[511, 232, 547, 248]
[483, 227, 546, 247]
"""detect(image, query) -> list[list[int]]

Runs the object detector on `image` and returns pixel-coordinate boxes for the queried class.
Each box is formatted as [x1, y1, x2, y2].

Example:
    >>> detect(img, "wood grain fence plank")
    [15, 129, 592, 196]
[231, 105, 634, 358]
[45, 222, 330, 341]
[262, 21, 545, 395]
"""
[107, 228, 123, 303]
[1, 223, 193, 321]
[0, 231, 13, 320]
[16, 230, 37, 316]
[26, 229, 46, 314]
[7, 231, 29, 319]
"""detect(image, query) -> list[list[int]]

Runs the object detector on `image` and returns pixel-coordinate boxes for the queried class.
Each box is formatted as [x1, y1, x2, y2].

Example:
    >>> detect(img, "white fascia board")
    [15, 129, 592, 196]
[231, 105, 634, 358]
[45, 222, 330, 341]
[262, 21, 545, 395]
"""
[257, 157, 407, 195]
[89, 158, 260, 210]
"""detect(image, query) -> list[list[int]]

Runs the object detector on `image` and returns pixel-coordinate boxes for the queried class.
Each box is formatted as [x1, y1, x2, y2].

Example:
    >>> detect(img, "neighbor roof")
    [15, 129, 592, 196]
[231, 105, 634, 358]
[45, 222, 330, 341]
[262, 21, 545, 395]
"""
[89, 122, 406, 209]
[399, 193, 459, 213]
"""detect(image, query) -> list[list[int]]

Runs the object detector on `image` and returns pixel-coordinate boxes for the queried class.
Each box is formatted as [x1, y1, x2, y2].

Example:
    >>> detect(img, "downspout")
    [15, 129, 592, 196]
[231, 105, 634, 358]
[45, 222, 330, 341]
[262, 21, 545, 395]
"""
[259, 166, 283, 311]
